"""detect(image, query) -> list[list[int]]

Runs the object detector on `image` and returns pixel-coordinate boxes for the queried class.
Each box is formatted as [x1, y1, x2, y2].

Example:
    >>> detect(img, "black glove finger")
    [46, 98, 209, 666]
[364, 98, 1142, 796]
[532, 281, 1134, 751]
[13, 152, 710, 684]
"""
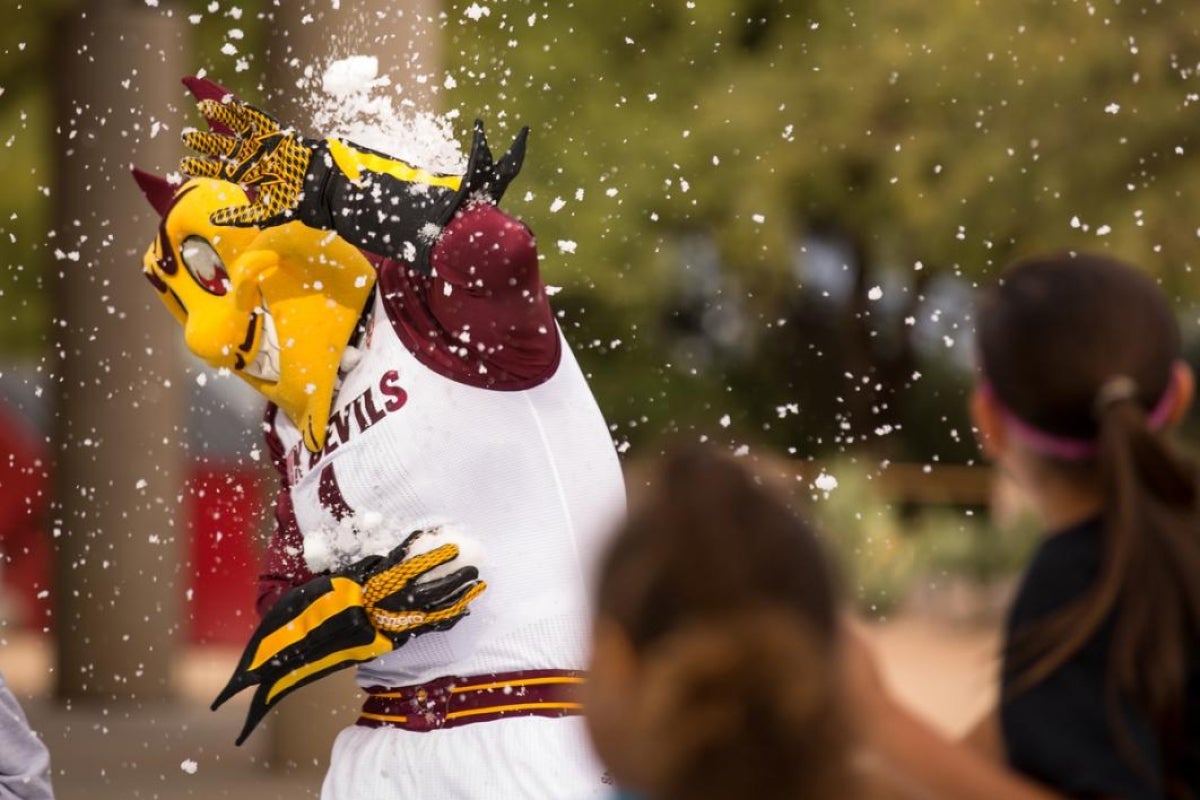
[401, 566, 481, 608]
[372, 565, 480, 614]
[383, 529, 437, 567]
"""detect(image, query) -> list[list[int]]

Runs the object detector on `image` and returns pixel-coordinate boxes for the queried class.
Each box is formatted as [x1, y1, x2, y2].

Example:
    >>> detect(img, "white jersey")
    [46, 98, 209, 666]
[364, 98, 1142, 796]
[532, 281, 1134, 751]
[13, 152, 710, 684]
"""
[269, 286, 626, 687]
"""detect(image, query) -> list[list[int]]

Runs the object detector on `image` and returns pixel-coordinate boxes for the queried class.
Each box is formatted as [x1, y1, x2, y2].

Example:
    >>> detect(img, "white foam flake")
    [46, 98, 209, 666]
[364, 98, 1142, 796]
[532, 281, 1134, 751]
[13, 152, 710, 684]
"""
[464, 2, 491, 20]
[813, 472, 838, 493]
[180, 760, 198, 775]
[556, 240, 577, 254]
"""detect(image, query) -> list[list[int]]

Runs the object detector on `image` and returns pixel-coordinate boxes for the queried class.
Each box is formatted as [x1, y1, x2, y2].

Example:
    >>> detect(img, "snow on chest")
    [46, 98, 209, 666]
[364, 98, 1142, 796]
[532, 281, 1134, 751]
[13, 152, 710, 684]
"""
[303, 518, 485, 577]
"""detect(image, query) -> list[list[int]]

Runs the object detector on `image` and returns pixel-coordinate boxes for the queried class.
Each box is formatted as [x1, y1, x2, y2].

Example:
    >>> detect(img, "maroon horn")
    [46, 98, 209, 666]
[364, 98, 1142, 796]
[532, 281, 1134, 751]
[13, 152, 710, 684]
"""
[182, 75, 240, 136]
[131, 167, 177, 217]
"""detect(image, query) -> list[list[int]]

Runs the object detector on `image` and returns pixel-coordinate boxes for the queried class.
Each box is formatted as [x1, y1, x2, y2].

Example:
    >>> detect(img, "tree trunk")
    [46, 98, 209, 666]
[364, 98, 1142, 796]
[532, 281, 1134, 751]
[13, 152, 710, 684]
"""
[51, 1, 189, 701]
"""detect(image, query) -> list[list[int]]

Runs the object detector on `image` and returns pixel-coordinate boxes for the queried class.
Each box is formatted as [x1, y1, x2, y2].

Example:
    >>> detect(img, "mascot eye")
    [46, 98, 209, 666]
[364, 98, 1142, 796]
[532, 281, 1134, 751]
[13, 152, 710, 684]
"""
[180, 236, 230, 295]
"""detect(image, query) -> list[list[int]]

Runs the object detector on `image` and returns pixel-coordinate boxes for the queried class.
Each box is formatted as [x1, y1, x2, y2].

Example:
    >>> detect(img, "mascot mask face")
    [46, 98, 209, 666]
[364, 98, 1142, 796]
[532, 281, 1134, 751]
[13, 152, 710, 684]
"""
[133, 171, 376, 453]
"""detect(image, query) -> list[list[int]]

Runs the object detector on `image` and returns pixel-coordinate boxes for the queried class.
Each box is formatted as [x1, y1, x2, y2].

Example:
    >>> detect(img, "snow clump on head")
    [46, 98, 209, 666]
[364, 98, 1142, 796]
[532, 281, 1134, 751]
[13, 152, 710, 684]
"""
[303, 54, 466, 176]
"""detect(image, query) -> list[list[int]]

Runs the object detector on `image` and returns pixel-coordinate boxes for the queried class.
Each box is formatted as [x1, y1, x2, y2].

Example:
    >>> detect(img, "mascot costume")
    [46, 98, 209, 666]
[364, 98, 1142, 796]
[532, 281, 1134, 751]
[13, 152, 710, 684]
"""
[132, 77, 625, 799]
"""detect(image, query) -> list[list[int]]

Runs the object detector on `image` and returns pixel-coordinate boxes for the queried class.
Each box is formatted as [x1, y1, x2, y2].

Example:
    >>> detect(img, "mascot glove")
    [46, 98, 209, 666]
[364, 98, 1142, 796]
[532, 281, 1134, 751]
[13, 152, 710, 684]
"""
[212, 530, 486, 745]
[180, 98, 320, 229]
[179, 87, 529, 272]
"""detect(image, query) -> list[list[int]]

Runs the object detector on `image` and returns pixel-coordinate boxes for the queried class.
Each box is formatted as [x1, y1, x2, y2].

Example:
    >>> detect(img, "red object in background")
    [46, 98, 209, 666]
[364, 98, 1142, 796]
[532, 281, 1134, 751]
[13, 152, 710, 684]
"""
[0, 404, 52, 627]
[0, 402, 264, 643]
[185, 463, 264, 644]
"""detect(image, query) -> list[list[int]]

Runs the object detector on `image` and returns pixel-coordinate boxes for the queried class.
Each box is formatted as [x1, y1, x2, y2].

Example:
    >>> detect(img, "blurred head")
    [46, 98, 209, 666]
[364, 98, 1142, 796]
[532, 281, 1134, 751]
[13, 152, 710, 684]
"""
[972, 253, 1200, 781]
[132, 171, 376, 453]
[586, 445, 851, 800]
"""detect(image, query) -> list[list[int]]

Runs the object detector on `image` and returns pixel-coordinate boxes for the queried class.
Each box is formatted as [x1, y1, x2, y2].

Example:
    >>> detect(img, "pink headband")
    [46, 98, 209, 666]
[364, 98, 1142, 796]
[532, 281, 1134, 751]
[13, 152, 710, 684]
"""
[979, 375, 1177, 461]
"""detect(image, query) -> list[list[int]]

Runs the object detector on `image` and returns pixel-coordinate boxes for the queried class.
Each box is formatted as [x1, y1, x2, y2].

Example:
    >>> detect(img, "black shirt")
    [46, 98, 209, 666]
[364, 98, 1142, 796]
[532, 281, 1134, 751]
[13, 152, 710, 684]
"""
[1001, 517, 1200, 799]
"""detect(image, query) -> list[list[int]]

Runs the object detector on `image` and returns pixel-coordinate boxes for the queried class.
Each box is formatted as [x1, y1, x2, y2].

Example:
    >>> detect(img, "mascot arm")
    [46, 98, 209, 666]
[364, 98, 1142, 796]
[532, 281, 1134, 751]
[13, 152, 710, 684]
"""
[314, 123, 528, 274]
[256, 489, 316, 617]
[256, 405, 317, 617]
[217, 531, 486, 745]
[427, 203, 559, 380]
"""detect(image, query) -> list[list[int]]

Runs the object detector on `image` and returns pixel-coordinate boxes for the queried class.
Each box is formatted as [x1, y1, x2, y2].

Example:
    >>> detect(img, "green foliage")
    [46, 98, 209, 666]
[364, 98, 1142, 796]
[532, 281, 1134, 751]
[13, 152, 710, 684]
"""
[808, 460, 923, 616]
[442, 0, 1200, 456]
[808, 458, 1040, 617]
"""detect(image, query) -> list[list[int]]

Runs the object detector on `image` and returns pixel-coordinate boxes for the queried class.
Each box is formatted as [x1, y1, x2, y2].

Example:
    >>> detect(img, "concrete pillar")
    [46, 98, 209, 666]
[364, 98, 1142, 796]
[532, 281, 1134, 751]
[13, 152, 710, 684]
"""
[50, 2, 189, 701]
[257, 0, 441, 769]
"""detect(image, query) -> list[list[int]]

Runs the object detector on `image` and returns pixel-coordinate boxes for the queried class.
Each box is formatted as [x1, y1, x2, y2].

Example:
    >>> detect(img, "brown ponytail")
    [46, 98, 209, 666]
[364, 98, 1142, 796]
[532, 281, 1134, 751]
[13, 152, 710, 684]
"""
[632, 612, 853, 800]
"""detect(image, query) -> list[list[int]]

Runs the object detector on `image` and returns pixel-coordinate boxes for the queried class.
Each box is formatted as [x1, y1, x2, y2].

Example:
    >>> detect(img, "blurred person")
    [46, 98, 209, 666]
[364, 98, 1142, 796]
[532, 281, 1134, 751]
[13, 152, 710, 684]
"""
[0, 671, 52, 800]
[848, 253, 1200, 799]
[585, 445, 858, 800]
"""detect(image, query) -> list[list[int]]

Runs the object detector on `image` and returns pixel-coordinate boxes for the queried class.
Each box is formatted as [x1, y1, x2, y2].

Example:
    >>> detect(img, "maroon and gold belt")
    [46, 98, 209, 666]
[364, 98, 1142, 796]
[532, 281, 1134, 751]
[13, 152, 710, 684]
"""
[357, 669, 585, 732]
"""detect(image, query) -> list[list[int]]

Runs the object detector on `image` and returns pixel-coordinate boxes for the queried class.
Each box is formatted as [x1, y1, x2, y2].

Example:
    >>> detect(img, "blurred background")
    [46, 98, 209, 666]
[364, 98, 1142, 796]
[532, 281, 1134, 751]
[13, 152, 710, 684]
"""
[2, 0, 1199, 796]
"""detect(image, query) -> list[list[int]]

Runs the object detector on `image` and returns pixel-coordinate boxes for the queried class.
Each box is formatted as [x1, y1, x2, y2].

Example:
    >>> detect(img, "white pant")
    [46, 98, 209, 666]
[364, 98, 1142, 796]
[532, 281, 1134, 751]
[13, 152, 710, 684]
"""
[320, 716, 608, 800]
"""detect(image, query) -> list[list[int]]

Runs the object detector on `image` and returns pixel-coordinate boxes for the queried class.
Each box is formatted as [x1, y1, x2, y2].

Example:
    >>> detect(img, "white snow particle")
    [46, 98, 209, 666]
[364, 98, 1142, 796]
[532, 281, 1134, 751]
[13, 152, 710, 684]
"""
[751, 213, 765, 224]
[464, 2, 490, 20]
[556, 240, 577, 254]
[180, 760, 198, 775]
[549, 196, 566, 213]
[867, 286, 883, 301]
[813, 472, 838, 493]
[719, 414, 731, 428]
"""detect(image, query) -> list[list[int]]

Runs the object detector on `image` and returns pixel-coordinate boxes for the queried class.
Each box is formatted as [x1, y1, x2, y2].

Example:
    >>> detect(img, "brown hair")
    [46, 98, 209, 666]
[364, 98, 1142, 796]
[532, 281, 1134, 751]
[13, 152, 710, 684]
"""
[978, 252, 1200, 791]
[595, 445, 852, 800]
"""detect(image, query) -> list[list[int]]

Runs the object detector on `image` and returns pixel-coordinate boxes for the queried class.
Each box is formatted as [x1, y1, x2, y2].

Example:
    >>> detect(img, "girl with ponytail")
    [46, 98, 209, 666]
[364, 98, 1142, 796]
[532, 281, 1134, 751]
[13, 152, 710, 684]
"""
[849, 252, 1200, 799]
[585, 446, 857, 800]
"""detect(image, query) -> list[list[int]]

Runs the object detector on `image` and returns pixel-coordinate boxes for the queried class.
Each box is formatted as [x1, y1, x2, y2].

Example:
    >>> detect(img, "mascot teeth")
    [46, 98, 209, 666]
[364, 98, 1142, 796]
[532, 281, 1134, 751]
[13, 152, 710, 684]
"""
[245, 310, 281, 382]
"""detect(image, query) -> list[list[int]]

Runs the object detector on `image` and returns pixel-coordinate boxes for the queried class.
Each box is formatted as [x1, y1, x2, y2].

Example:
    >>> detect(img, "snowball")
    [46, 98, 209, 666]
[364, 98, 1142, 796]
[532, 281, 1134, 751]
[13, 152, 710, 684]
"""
[306, 56, 465, 175]
[321, 55, 381, 98]
[303, 516, 484, 576]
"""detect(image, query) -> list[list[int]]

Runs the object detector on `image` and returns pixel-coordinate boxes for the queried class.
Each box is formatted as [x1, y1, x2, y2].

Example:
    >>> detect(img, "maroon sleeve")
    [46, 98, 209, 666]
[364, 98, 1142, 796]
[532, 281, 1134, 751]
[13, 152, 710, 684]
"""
[256, 405, 316, 617]
[426, 203, 559, 381]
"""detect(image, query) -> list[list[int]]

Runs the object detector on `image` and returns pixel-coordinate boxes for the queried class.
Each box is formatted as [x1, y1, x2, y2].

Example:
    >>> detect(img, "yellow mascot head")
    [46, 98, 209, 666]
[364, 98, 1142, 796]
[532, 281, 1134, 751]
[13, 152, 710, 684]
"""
[133, 169, 376, 453]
